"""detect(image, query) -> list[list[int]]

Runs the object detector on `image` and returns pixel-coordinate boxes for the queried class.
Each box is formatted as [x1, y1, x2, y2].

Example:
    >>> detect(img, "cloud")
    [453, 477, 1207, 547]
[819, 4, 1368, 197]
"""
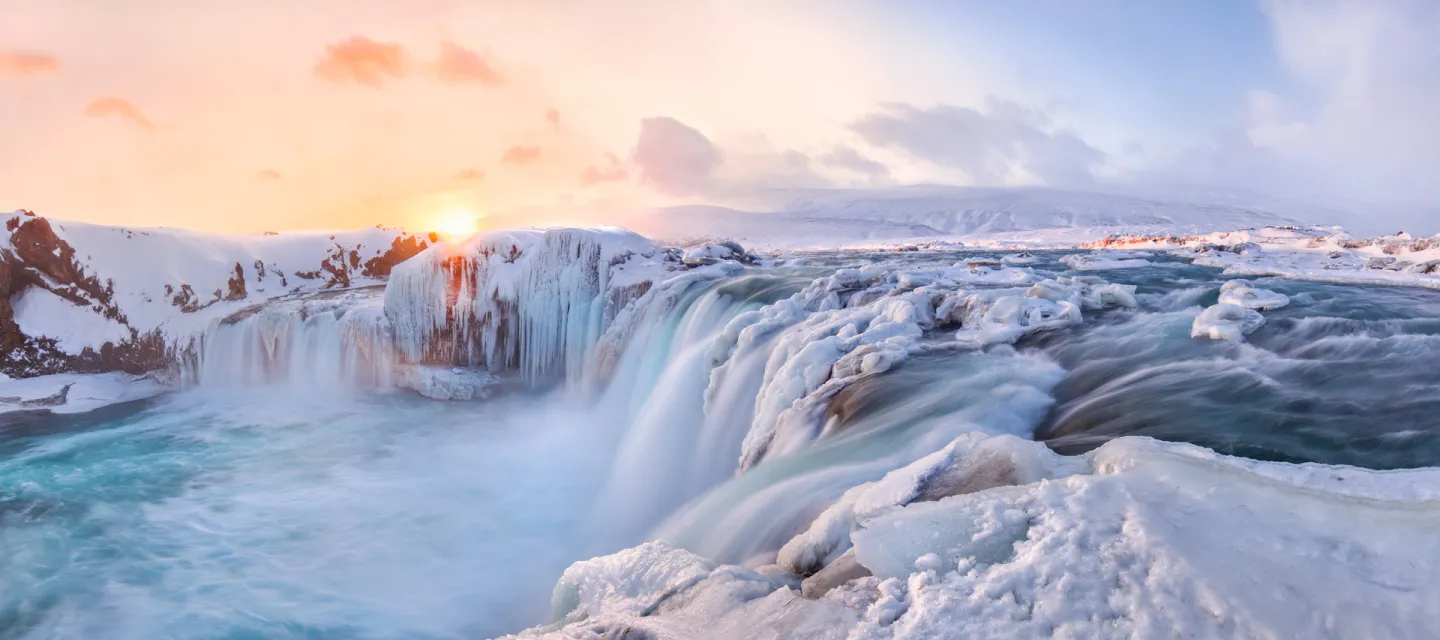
[633, 117, 722, 196]
[255, 169, 283, 181]
[581, 153, 628, 186]
[500, 145, 541, 165]
[820, 147, 891, 181]
[1238, 0, 1440, 205]
[314, 36, 408, 87]
[0, 50, 59, 77]
[452, 168, 486, 181]
[433, 41, 502, 85]
[546, 108, 561, 126]
[82, 97, 155, 131]
[851, 99, 1105, 186]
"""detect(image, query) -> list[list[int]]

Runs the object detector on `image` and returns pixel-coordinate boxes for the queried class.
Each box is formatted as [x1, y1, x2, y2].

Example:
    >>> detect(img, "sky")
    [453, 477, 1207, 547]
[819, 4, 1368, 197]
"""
[1, 0, 1437, 233]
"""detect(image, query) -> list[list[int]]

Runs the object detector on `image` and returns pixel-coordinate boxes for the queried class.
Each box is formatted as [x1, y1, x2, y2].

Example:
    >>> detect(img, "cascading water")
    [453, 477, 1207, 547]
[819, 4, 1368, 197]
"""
[7, 233, 1440, 639]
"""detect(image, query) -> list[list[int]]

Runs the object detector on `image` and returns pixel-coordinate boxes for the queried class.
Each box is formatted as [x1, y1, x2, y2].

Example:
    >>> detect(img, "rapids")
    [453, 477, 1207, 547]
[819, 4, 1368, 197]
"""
[4, 248, 1440, 638]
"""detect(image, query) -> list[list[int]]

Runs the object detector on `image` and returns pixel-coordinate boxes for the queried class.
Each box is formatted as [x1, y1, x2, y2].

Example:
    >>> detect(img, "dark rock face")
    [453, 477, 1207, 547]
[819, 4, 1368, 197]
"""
[224, 263, 247, 301]
[363, 234, 433, 279]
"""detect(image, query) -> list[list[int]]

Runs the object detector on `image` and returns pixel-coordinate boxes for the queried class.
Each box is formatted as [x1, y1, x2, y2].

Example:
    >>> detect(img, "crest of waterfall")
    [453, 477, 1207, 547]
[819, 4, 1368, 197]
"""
[193, 291, 395, 388]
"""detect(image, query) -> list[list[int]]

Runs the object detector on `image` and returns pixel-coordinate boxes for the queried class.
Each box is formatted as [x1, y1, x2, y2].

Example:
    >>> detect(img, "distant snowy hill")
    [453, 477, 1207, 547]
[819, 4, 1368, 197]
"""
[1, 210, 431, 377]
[757, 185, 1323, 234]
[612, 186, 1341, 247]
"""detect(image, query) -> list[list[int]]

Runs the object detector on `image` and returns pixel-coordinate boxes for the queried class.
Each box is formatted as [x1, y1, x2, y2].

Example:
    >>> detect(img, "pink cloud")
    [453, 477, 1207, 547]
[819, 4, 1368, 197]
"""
[500, 145, 541, 165]
[0, 50, 59, 77]
[256, 169, 283, 181]
[452, 168, 486, 181]
[581, 153, 629, 186]
[434, 42, 502, 85]
[82, 97, 155, 131]
[546, 109, 560, 126]
[315, 36, 408, 87]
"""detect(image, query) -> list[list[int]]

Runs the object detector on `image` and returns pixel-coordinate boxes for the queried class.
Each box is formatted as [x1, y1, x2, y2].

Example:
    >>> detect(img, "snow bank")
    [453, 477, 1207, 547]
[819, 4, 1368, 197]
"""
[1094, 227, 1440, 291]
[514, 435, 1440, 639]
[1191, 303, 1265, 341]
[11, 287, 131, 354]
[383, 228, 668, 382]
[0, 372, 168, 415]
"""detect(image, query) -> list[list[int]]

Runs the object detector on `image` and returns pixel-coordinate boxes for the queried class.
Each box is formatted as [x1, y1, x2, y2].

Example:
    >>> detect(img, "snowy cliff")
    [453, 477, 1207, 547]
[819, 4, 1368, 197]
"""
[1, 210, 431, 378]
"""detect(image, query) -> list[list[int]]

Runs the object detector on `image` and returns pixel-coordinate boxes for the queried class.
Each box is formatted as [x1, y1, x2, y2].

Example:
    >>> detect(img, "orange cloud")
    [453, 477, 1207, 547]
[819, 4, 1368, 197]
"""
[581, 153, 628, 186]
[315, 36, 407, 87]
[82, 97, 155, 131]
[546, 109, 560, 126]
[256, 169, 283, 181]
[0, 50, 59, 77]
[452, 168, 486, 181]
[434, 42, 502, 85]
[500, 145, 541, 165]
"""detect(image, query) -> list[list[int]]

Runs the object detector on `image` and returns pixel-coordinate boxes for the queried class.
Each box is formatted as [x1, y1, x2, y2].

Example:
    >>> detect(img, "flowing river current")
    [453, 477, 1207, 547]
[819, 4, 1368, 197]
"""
[3, 249, 1440, 638]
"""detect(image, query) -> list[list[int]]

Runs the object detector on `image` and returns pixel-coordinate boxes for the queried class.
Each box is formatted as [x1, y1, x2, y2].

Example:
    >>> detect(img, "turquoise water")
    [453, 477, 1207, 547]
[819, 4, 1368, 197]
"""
[0, 391, 613, 639]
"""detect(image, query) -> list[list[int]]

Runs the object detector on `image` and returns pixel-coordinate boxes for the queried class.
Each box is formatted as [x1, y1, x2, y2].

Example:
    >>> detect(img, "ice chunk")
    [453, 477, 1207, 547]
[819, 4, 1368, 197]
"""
[954, 295, 1081, 347]
[1191, 303, 1265, 341]
[548, 541, 716, 623]
[394, 365, 497, 400]
[851, 484, 1034, 579]
[1060, 253, 1152, 271]
[1217, 278, 1290, 310]
[776, 434, 1080, 579]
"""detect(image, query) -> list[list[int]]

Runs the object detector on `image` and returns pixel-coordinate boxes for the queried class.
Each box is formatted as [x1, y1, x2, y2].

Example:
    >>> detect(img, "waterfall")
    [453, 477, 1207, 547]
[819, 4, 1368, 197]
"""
[194, 291, 394, 388]
[186, 228, 1144, 567]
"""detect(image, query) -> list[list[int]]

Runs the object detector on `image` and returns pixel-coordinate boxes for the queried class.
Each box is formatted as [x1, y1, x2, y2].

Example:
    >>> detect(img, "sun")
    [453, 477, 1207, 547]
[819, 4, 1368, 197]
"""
[430, 207, 480, 239]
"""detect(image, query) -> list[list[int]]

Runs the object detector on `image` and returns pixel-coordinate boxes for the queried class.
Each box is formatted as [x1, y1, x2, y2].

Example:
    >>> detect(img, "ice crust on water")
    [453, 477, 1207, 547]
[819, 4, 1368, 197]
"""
[1217, 278, 1290, 310]
[712, 262, 1135, 471]
[1191, 303, 1265, 341]
[514, 436, 1440, 640]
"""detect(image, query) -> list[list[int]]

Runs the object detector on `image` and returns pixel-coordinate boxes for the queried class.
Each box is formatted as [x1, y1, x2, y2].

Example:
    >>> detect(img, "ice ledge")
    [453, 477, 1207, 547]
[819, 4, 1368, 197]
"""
[511, 435, 1440, 639]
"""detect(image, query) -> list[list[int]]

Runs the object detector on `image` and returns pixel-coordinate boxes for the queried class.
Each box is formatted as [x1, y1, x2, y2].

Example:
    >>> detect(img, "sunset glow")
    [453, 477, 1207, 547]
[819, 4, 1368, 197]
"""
[430, 207, 480, 239]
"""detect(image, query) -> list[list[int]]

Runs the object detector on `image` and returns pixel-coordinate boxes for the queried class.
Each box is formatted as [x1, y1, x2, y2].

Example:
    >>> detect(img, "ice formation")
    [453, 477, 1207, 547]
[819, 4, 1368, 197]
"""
[383, 228, 666, 383]
[1191, 303, 1266, 341]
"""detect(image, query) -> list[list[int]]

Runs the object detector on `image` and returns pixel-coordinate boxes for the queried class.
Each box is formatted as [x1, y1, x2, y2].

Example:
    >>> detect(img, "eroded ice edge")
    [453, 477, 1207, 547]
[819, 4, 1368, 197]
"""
[5, 213, 1440, 638]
